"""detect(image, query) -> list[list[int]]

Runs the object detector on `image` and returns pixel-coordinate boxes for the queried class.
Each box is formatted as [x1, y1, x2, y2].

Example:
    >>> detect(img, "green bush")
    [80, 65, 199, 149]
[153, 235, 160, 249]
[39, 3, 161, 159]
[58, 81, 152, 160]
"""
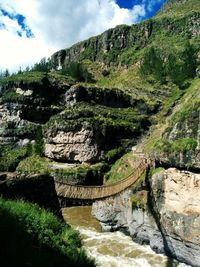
[131, 191, 148, 209]
[16, 155, 49, 176]
[140, 46, 165, 82]
[157, 138, 197, 154]
[104, 147, 124, 163]
[62, 62, 93, 82]
[1, 89, 27, 103]
[140, 40, 197, 86]
[15, 123, 41, 139]
[34, 126, 44, 156]
[0, 197, 95, 267]
[131, 194, 140, 208]
[0, 146, 30, 172]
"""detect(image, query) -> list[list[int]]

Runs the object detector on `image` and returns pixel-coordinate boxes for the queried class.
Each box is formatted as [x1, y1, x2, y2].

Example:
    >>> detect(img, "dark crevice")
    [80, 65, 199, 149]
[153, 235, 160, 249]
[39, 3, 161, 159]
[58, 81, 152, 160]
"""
[155, 160, 200, 174]
[145, 166, 178, 264]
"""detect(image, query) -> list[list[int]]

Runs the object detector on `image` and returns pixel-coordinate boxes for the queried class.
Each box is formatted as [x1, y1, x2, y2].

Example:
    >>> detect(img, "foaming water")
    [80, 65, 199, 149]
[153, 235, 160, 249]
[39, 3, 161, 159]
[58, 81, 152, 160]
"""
[79, 228, 169, 267]
[62, 206, 190, 267]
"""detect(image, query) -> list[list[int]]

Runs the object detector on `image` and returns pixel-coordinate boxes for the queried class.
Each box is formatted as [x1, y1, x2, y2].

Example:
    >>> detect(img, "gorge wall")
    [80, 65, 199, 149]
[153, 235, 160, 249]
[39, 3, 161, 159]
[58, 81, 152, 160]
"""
[92, 167, 200, 266]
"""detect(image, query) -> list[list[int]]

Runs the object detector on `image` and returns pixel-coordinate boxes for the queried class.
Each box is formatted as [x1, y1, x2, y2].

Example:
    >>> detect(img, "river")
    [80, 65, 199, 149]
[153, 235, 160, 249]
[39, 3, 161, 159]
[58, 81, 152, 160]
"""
[62, 206, 190, 267]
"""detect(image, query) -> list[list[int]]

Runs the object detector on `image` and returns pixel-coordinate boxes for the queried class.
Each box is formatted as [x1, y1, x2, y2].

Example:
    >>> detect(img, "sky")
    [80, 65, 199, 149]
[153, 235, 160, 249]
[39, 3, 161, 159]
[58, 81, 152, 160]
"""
[0, 0, 165, 72]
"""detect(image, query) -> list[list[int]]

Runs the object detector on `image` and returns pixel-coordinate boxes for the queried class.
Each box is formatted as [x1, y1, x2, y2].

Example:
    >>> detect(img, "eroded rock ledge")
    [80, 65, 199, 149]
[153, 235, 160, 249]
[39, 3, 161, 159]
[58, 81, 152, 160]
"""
[44, 126, 101, 163]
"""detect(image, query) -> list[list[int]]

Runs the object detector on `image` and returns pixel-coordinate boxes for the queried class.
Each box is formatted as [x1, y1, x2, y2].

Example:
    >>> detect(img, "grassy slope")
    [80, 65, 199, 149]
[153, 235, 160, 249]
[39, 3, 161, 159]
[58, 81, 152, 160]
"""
[99, 0, 200, 182]
[105, 78, 200, 183]
[104, 152, 136, 184]
[150, 78, 200, 154]
[156, 0, 200, 19]
[0, 197, 95, 267]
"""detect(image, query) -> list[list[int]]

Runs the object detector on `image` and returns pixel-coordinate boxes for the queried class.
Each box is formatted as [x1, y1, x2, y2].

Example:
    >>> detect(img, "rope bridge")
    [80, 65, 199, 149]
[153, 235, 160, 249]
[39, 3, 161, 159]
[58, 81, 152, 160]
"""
[55, 158, 149, 200]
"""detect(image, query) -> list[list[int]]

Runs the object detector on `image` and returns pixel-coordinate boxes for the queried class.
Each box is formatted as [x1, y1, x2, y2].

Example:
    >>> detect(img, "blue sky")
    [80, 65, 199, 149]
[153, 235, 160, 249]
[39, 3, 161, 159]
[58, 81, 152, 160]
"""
[0, 8, 33, 37]
[116, 0, 165, 19]
[0, 0, 166, 72]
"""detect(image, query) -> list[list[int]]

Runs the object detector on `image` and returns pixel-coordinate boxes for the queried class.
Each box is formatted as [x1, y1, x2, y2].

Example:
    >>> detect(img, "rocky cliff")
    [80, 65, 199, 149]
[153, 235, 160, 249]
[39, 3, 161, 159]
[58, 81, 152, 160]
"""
[0, 72, 150, 185]
[93, 167, 200, 266]
[51, 10, 200, 69]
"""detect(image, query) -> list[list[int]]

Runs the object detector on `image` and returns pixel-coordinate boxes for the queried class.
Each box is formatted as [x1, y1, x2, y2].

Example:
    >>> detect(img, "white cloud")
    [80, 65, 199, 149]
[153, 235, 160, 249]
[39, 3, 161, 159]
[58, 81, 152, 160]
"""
[0, 0, 147, 72]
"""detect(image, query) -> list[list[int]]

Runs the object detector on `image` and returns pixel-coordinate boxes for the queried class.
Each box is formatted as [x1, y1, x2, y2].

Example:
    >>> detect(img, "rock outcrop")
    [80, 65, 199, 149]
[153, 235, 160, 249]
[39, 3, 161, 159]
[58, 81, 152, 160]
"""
[45, 126, 102, 163]
[65, 85, 132, 108]
[92, 168, 200, 266]
[0, 73, 150, 170]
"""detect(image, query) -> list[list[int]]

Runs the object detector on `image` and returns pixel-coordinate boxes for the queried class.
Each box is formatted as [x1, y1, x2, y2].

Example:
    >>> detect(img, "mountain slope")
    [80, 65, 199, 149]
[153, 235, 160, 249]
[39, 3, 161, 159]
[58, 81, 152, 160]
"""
[51, 0, 200, 86]
[156, 0, 200, 18]
[0, 0, 199, 176]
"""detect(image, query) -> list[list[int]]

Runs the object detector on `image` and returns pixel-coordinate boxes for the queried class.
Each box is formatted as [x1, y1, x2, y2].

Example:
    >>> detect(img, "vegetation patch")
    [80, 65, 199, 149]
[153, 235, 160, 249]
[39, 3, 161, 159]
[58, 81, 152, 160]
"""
[148, 167, 165, 178]
[156, 138, 197, 154]
[0, 145, 30, 172]
[16, 156, 107, 185]
[16, 155, 50, 176]
[140, 38, 197, 86]
[44, 102, 149, 152]
[131, 191, 148, 209]
[61, 62, 94, 82]
[0, 197, 95, 267]
[104, 152, 135, 184]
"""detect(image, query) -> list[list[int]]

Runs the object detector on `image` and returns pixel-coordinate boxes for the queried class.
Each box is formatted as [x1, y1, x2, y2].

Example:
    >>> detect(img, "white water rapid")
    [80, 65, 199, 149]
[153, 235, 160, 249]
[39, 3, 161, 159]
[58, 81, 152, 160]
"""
[62, 206, 190, 267]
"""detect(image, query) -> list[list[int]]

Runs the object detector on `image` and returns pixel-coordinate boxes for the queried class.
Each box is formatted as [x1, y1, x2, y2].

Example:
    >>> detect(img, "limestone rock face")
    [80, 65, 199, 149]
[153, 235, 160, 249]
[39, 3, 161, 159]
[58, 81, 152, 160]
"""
[92, 189, 132, 232]
[44, 127, 101, 163]
[155, 168, 200, 215]
[0, 103, 24, 145]
[149, 168, 200, 266]
[92, 168, 200, 266]
[0, 102, 42, 148]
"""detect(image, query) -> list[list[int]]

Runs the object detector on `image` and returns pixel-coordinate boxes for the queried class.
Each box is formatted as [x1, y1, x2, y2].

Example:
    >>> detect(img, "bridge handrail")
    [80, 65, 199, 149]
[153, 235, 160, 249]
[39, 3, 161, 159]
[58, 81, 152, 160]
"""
[55, 158, 149, 199]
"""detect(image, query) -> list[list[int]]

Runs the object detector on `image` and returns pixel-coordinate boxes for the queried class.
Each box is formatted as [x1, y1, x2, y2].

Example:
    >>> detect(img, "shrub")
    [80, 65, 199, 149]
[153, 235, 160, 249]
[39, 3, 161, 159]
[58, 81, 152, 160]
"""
[62, 62, 93, 82]
[140, 41, 197, 86]
[0, 146, 30, 172]
[16, 155, 49, 176]
[156, 138, 197, 154]
[0, 197, 95, 267]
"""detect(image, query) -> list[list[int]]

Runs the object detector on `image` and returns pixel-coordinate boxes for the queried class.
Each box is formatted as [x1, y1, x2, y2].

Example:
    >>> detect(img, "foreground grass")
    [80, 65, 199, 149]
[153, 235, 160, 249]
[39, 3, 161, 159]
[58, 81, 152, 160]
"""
[0, 198, 95, 267]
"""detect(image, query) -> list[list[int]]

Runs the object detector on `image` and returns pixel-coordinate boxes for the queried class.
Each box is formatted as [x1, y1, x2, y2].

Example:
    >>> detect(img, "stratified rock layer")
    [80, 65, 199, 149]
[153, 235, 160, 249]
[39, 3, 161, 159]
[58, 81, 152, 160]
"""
[45, 127, 101, 163]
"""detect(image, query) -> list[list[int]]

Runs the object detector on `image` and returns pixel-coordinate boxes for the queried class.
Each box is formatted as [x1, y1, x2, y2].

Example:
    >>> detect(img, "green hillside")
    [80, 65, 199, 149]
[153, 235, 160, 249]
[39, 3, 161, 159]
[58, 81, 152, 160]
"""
[0, 0, 199, 182]
[156, 0, 200, 18]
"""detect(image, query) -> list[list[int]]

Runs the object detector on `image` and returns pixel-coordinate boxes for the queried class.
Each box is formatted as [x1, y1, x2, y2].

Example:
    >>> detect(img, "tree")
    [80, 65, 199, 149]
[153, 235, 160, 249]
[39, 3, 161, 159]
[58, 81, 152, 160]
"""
[140, 47, 165, 82]
[18, 67, 22, 74]
[62, 62, 93, 82]
[32, 57, 50, 72]
[4, 69, 10, 77]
